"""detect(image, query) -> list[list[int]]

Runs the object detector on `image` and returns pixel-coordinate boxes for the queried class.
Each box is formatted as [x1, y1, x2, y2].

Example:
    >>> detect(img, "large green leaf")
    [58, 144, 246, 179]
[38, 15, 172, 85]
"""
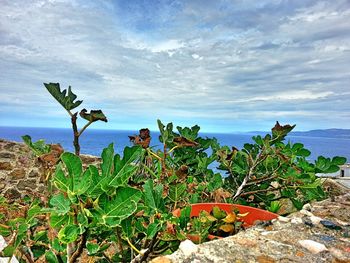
[95, 187, 142, 227]
[103, 146, 142, 189]
[143, 180, 165, 212]
[49, 194, 71, 215]
[44, 82, 82, 111]
[53, 153, 91, 201]
[169, 183, 187, 203]
[80, 109, 107, 122]
[58, 224, 80, 244]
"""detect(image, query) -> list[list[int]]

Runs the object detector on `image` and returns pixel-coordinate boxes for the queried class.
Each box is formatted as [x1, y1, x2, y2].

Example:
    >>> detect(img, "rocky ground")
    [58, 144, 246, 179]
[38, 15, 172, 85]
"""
[153, 191, 350, 263]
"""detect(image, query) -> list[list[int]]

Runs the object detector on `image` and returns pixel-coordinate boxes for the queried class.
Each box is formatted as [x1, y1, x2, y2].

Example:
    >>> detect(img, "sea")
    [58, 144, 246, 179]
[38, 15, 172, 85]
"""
[0, 126, 349, 162]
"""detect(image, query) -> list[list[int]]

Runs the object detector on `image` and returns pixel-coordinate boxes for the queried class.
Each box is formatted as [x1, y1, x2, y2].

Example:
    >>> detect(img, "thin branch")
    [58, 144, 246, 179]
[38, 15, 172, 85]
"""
[78, 121, 93, 137]
[233, 151, 267, 200]
[19, 247, 34, 263]
[69, 231, 87, 263]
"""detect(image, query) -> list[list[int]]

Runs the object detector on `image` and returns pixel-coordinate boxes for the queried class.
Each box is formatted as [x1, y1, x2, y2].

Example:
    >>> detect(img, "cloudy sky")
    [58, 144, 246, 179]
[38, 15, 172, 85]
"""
[1, 0, 350, 133]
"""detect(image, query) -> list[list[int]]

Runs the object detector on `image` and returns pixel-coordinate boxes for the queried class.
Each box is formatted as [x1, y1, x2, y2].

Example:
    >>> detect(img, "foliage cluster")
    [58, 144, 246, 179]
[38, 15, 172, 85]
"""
[0, 83, 346, 262]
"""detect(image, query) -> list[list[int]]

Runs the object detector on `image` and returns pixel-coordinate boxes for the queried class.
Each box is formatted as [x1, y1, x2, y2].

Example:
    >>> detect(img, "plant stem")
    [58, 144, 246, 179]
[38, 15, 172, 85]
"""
[78, 121, 93, 137]
[126, 238, 142, 255]
[69, 231, 87, 263]
[71, 112, 80, 155]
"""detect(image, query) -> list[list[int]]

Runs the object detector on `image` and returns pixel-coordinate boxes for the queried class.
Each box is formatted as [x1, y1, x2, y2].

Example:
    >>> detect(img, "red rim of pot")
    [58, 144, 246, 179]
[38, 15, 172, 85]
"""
[190, 203, 278, 227]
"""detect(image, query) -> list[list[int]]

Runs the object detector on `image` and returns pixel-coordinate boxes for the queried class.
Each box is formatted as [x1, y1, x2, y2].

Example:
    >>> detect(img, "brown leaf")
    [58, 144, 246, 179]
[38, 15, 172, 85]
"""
[219, 224, 234, 233]
[173, 137, 199, 147]
[213, 188, 232, 203]
[172, 208, 181, 218]
[166, 221, 176, 235]
[129, 128, 151, 148]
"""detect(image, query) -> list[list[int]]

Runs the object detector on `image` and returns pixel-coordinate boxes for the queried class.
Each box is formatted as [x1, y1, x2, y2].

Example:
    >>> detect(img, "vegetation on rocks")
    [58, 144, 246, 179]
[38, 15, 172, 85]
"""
[0, 83, 346, 262]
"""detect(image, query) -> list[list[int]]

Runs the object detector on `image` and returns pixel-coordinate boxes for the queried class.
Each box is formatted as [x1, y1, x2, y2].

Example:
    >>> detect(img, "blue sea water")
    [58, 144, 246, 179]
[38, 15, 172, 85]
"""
[0, 126, 349, 162]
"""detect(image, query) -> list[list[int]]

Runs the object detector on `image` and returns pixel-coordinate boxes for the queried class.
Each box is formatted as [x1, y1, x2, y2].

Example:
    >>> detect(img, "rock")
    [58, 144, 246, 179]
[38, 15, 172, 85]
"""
[28, 170, 39, 178]
[277, 216, 290, 223]
[0, 152, 15, 159]
[298, 240, 328, 254]
[17, 179, 37, 190]
[302, 203, 312, 211]
[151, 256, 172, 263]
[303, 217, 314, 227]
[329, 247, 349, 261]
[257, 255, 276, 263]
[300, 209, 313, 217]
[309, 216, 323, 225]
[320, 220, 342, 230]
[4, 188, 21, 200]
[9, 168, 26, 179]
[179, 240, 198, 257]
[0, 161, 12, 170]
[291, 218, 303, 224]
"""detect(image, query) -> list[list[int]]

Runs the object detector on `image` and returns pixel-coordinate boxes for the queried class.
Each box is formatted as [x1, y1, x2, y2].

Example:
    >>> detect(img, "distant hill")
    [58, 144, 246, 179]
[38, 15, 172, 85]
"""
[290, 129, 350, 139]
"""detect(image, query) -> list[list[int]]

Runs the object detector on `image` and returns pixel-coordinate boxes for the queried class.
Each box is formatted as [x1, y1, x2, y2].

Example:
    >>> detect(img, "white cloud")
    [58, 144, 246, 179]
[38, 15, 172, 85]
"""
[1, 0, 350, 131]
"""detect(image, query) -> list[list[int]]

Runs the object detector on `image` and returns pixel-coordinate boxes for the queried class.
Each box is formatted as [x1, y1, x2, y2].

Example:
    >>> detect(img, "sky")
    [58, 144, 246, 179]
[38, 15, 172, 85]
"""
[1, 0, 350, 133]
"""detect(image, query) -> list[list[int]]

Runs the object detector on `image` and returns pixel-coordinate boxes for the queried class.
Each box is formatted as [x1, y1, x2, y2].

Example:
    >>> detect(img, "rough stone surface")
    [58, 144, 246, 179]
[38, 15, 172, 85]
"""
[0, 139, 101, 200]
[161, 193, 350, 263]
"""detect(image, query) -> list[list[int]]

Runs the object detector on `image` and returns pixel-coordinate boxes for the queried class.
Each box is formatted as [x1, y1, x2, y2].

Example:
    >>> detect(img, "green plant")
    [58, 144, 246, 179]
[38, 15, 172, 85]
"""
[44, 82, 107, 155]
[21, 135, 51, 156]
[1, 118, 347, 262]
[218, 122, 347, 210]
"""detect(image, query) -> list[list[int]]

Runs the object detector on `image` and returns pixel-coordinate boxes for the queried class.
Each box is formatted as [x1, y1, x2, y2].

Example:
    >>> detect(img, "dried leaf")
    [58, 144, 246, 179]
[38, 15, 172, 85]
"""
[219, 224, 234, 233]
[166, 221, 176, 235]
[173, 137, 199, 147]
[213, 188, 232, 203]
[79, 108, 107, 122]
[222, 213, 236, 223]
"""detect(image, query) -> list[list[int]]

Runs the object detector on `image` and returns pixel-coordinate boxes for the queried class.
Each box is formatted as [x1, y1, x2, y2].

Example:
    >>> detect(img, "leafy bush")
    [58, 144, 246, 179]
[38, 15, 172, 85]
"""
[0, 84, 346, 262]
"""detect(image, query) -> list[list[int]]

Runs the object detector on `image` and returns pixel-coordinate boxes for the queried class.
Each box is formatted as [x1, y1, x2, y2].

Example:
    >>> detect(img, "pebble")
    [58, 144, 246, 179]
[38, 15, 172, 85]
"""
[303, 217, 314, 227]
[277, 216, 290, 223]
[302, 203, 312, 211]
[300, 209, 313, 217]
[291, 218, 303, 224]
[320, 220, 342, 230]
[329, 247, 349, 261]
[309, 216, 323, 225]
[298, 239, 328, 254]
[179, 240, 198, 257]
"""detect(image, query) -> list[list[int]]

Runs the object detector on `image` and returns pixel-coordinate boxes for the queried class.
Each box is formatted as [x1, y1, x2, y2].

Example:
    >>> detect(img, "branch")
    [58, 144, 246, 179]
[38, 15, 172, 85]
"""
[233, 152, 267, 200]
[69, 231, 87, 263]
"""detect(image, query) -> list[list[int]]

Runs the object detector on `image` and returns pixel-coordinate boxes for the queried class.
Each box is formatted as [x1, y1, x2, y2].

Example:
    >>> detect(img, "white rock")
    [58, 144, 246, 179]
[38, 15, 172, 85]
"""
[302, 203, 312, 211]
[179, 240, 198, 257]
[291, 217, 303, 224]
[298, 240, 328, 254]
[309, 216, 323, 225]
[0, 235, 19, 263]
[277, 216, 291, 223]
[300, 209, 313, 217]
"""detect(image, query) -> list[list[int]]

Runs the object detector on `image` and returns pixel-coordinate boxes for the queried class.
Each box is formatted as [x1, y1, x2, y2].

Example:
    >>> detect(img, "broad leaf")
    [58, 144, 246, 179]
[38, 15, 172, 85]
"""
[80, 108, 107, 122]
[169, 183, 187, 203]
[49, 194, 70, 215]
[44, 82, 82, 111]
[58, 224, 80, 244]
[143, 180, 165, 212]
[95, 187, 142, 227]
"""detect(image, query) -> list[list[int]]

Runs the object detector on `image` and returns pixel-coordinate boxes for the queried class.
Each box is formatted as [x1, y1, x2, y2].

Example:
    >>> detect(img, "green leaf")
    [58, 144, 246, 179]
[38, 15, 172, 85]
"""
[297, 148, 311, 157]
[169, 183, 187, 203]
[332, 156, 347, 166]
[80, 109, 107, 122]
[54, 152, 91, 201]
[121, 219, 133, 238]
[1, 245, 15, 257]
[44, 82, 82, 111]
[143, 180, 165, 212]
[27, 204, 42, 224]
[86, 242, 100, 255]
[107, 146, 142, 188]
[50, 213, 72, 228]
[49, 193, 71, 215]
[22, 135, 51, 156]
[146, 222, 160, 239]
[271, 121, 295, 141]
[96, 187, 142, 227]
[45, 251, 59, 263]
[58, 224, 80, 244]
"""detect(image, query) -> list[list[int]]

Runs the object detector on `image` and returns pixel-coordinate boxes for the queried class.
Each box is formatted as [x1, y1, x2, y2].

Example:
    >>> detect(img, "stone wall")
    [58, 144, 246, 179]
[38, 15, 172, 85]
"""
[0, 139, 100, 200]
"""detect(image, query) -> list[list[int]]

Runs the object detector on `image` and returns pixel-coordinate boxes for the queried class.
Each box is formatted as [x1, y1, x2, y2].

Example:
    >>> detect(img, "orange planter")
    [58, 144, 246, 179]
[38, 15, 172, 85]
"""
[190, 203, 278, 227]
